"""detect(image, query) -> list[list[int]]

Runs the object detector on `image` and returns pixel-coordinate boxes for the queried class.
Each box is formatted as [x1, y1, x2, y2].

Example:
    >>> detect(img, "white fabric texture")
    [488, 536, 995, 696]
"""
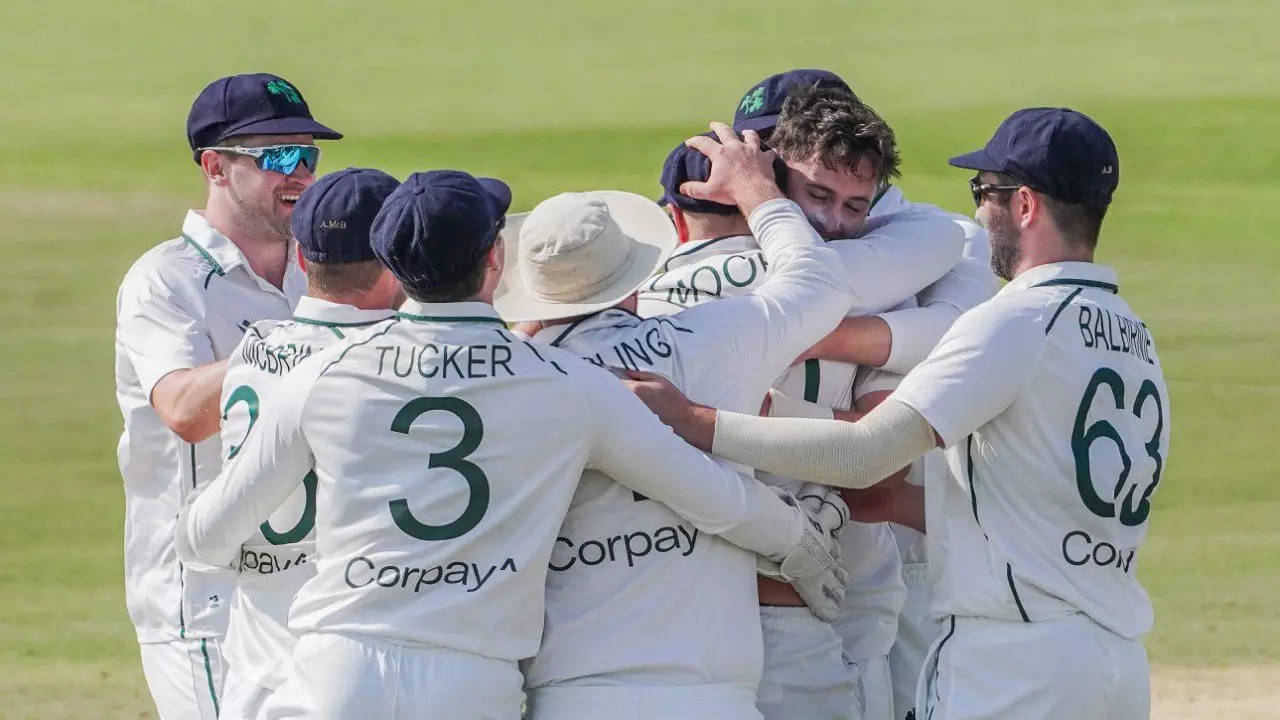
[757, 606, 863, 720]
[261, 632, 525, 720]
[116, 210, 305, 643]
[139, 637, 226, 720]
[181, 301, 809, 662]
[526, 684, 762, 720]
[917, 615, 1149, 720]
[521, 195, 851, 689]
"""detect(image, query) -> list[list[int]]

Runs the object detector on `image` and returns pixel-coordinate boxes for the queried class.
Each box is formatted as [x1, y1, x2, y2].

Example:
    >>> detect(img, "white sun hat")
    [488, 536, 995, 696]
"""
[494, 191, 678, 323]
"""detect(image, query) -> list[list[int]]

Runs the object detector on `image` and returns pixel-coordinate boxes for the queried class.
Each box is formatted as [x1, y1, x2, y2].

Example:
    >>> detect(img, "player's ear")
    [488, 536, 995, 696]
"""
[200, 149, 230, 186]
[1015, 186, 1038, 229]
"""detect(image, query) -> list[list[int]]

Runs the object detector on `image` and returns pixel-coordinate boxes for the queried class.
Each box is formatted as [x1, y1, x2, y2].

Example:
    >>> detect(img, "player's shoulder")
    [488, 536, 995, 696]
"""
[953, 284, 1065, 339]
[119, 235, 219, 297]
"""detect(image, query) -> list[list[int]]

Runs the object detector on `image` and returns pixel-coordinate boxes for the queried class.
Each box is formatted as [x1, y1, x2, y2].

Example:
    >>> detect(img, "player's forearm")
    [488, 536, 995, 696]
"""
[836, 211, 964, 315]
[602, 424, 801, 560]
[743, 199, 853, 374]
[151, 359, 229, 443]
[182, 417, 312, 565]
[711, 399, 936, 489]
[731, 176, 786, 217]
[803, 315, 893, 367]
[875, 305, 961, 373]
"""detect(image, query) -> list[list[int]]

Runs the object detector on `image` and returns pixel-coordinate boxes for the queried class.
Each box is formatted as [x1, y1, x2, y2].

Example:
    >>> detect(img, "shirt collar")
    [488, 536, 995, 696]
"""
[532, 308, 641, 347]
[181, 210, 249, 275]
[395, 300, 507, 325]
[659, 234, 758, 274]
[867, 184, 908, 217]
[1000, 261, 1119, 296]
[292, 296, 395, 327]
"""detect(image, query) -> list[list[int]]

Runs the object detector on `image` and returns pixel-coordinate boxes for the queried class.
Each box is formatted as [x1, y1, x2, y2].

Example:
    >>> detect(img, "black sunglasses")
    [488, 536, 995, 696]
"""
[969, 176, 1022, 207]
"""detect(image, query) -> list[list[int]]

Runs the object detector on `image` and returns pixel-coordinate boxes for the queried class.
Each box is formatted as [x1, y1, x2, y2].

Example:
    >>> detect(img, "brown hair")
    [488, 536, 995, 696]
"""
[770, 85, 901, 183]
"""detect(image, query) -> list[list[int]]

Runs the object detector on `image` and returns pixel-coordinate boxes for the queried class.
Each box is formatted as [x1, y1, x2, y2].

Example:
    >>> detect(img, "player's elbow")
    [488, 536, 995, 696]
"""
[155, 403, 217, 443]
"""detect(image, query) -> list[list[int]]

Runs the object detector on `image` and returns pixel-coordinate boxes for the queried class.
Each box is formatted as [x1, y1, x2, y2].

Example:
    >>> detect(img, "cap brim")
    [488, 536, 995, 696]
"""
[477, 177, 512, 216]
[733, 113, 780, 134]
[494, 191, 678, 323]
[947, 148, 1002, 172]
[220, 117, 343, 142]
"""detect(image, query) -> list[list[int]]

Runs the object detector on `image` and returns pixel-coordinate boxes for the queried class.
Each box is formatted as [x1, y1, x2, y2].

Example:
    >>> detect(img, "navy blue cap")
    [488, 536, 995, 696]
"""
[659, 133, 791, 215]
[949, 107, 1119, 206]
[371, 170, 512, 294]
[733, 69, 852, 134]
[291, 168, 400, 263]
[187, 73, 342, 162]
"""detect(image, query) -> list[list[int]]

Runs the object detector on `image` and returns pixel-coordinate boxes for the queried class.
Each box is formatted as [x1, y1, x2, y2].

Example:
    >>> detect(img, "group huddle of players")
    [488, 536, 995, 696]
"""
[114, 66, 1169, 720]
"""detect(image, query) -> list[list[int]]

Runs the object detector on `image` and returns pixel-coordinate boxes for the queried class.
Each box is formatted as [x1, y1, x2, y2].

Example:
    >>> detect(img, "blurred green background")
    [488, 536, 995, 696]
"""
[2, 0, 1277, 716]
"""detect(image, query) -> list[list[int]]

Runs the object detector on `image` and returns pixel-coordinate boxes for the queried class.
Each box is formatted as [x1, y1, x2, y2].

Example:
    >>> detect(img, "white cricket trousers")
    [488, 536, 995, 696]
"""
[917, 614, 1150, 720]
[758, 605, 864, 720]
[139, 637, 226, 720]
[262, 631, 524, 719]
[220, 666, 275, 720]
[887, 562, 941, 720]
[525, 683, 762, 720]
[849, 654, 892, 720]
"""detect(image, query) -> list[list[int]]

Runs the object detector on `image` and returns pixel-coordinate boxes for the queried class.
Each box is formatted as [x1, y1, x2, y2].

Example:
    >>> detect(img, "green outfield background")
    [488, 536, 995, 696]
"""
[2, 1, 1276, 716]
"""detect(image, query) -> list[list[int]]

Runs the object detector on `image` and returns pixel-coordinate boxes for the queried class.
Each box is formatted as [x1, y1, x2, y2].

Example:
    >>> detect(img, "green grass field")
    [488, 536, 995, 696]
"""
[2, 1, 1277, 716]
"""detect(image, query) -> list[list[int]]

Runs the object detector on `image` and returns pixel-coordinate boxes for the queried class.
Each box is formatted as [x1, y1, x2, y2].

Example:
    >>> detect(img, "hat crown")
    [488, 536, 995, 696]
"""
[293, 167, 398, 263]
[518, 193, 636, 303]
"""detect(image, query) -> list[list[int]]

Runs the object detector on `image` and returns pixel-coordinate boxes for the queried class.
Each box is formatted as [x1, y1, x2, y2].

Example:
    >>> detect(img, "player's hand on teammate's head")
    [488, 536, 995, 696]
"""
[680, 122, 780, 209]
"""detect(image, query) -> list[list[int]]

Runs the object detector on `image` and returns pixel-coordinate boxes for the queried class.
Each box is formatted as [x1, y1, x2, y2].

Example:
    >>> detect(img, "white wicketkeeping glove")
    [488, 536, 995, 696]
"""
[757, 489, 848, 622]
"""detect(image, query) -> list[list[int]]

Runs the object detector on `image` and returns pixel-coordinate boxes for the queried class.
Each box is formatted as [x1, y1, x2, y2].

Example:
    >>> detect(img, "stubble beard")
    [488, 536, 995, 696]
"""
[228, 178, 292, 245]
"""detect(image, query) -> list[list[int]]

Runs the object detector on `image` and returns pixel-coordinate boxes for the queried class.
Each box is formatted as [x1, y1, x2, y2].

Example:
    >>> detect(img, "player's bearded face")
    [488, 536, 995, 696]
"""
[978, 197, 1020, 281]
[224, 134, 316, 242]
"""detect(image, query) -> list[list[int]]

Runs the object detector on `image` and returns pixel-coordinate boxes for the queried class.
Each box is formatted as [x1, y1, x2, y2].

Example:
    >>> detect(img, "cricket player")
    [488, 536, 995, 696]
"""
[732, 70, 999, 720]
[500, 124, 851, 719]
[637, 80, 965, 720]
[216, 168, 401, 719]
[114, 72, 340, 719]
[626, 108, 1168, 720]
[176, 169, 844, 719]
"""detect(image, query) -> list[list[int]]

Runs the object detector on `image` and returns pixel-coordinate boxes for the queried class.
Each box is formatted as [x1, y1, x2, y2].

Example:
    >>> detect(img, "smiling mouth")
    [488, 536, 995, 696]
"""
[278, 192, 301, 208]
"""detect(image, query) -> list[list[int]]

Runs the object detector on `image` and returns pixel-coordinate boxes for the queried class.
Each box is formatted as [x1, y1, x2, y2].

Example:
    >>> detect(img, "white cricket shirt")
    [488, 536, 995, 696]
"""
[114, 210, 305, 643]
[637, 209, 958, 660]
[891, 262, 1171, 638]
[219, 296, 393, 689]
[522, 197, 850, 689]
[868, 187, 999, 373]
[181, 300, 808, 663]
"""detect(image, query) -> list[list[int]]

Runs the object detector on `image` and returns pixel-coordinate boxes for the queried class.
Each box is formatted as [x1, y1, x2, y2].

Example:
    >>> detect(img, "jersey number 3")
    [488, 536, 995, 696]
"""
[389, 397, 489, 541]
[1072, 367, 1166, 526]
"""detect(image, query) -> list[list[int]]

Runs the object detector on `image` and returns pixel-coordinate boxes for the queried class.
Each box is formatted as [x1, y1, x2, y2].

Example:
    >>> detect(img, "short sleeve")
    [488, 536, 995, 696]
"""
[117, 270, 215, 399]
[890, 295, 1047, 447]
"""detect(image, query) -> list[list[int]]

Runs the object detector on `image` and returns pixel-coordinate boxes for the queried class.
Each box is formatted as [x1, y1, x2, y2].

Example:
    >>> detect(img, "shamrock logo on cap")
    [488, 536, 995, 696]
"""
[265, 79, 302, 105]
[739, 86, 765, 115]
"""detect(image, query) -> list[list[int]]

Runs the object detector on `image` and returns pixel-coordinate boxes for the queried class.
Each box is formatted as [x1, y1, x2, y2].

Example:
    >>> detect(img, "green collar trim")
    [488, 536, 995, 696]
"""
[394, 312, 506, 325]
[292, 316, 386, 328]
[1032, 278, 1118, 293]
[181, 233, 226, 277]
